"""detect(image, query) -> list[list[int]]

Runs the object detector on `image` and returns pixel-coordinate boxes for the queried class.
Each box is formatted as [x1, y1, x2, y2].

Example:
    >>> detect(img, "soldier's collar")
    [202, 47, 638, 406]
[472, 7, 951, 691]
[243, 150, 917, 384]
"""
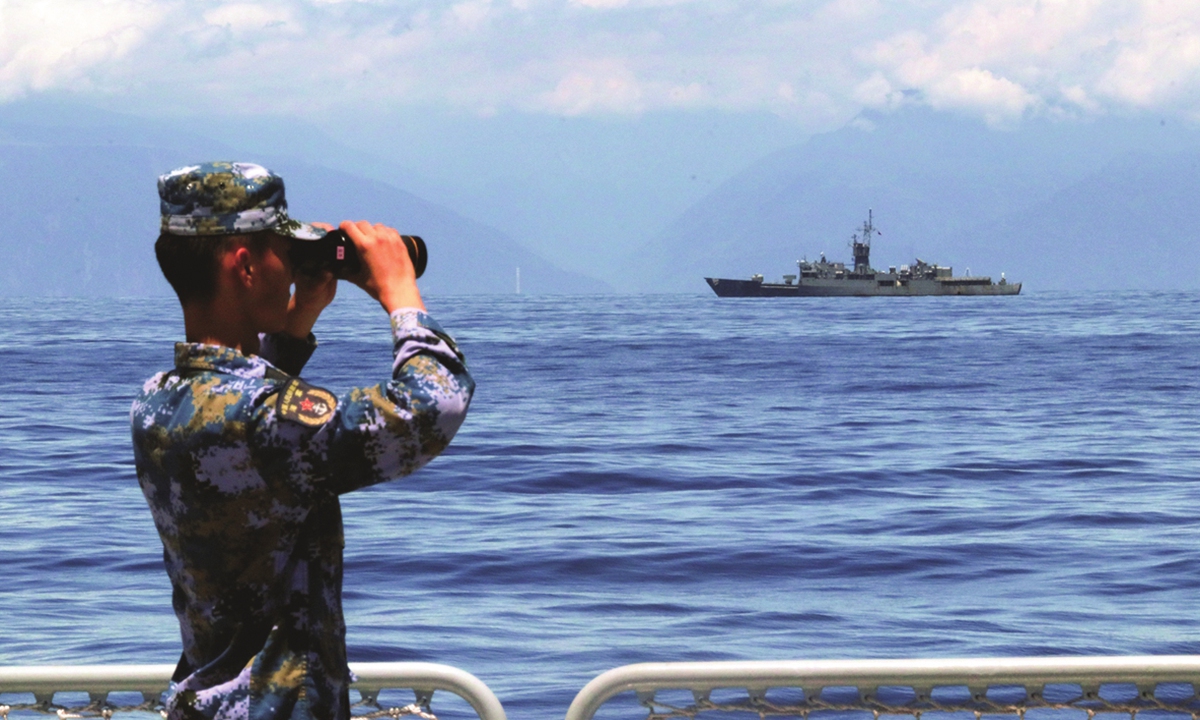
[174, 342, 274, 380]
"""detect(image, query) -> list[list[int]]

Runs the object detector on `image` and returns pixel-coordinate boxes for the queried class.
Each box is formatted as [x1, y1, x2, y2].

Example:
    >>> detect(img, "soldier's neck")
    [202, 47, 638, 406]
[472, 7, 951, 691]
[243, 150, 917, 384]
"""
[182, 297, 263, 357]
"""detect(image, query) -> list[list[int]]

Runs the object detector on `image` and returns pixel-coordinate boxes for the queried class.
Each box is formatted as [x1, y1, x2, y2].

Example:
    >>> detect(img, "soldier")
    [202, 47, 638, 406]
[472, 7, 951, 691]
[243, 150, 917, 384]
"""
[131, 161, 475, 720]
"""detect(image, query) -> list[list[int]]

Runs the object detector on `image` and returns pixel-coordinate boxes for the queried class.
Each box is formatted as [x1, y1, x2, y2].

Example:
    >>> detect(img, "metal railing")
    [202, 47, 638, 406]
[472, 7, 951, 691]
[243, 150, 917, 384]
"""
[10, 656, 1200, 720]
[0, 662, 505, 720]
[564, 656, 1200, 720]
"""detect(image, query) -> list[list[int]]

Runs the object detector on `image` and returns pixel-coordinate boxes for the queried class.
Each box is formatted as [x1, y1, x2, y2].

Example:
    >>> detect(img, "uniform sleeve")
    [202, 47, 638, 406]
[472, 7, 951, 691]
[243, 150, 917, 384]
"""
[314, 308, 474, 495]
[258, 331, 317, 376]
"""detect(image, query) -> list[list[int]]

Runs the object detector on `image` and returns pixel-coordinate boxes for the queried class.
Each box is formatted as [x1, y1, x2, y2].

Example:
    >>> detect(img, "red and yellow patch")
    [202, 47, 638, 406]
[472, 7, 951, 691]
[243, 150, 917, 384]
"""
[276, 379, 337, 426]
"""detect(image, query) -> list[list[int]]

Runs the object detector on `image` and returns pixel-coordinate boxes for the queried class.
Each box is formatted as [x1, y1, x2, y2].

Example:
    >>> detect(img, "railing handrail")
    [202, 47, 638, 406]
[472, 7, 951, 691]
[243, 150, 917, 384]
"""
[0, 664, 175, 695]
[352, 662, 507, 720]
[0, 662, 506, 720]
[564, 655, 1200, 720]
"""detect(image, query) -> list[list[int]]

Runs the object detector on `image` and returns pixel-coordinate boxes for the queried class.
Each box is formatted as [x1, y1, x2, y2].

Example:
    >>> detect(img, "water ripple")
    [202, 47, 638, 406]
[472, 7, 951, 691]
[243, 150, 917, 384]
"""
[2, 292, 1199, 719]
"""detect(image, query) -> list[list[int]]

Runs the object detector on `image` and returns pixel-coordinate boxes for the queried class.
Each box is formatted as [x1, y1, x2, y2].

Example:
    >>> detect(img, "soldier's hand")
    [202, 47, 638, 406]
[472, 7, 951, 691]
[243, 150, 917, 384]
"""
[341, 220, 425, 313]
[285, 270, 337, 339]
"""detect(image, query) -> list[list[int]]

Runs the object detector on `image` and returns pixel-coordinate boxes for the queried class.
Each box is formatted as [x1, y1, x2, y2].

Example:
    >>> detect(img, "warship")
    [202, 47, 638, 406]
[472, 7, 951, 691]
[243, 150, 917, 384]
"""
[705, 211, 1020, 297]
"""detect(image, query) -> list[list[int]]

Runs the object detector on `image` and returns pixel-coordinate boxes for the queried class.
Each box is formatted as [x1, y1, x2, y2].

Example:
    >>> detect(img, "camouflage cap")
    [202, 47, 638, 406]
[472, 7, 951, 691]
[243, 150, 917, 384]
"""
[158, 161, 325, 240]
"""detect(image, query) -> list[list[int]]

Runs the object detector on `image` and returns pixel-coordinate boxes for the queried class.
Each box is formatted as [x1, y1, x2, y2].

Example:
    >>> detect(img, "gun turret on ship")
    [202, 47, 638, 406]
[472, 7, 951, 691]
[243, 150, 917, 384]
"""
[705, 211, 1020, 297]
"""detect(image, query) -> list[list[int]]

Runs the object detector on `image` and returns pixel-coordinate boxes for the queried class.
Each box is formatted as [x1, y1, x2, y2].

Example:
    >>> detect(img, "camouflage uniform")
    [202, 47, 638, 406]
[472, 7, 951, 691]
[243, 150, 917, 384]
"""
[132, 163, 475, 720]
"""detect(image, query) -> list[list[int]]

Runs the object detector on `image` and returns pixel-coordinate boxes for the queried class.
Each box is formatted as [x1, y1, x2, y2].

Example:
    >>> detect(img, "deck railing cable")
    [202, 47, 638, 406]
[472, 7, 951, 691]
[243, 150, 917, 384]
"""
[564, 656, 1200, 720]
[9, 655, 1200, 720]
[0, 662, 505, 720]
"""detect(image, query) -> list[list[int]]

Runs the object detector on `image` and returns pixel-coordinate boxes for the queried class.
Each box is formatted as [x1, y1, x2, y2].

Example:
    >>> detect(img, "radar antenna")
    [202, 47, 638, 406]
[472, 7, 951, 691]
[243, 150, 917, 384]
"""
[851, 209, 874, 275]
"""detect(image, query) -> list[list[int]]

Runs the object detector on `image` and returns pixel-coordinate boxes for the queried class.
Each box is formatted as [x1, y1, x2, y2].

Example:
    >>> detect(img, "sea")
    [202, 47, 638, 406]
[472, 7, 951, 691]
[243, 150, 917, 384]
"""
[2, 291, 1200, 720]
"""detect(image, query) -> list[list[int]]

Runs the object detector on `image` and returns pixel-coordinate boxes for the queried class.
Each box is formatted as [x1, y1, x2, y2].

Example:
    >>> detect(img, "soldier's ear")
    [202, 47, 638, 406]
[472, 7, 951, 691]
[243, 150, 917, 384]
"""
[230, 244, 256, 289]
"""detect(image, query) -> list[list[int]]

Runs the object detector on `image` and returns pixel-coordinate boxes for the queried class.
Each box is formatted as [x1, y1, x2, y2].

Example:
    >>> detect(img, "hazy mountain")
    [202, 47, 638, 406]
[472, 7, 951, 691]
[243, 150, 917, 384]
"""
[625, 108, 1200, 292]
[7, 101, 1199, 296]
[0, 103, 611, 297]
[157, 107, 809, 281]
[969, 151, 1200, 289]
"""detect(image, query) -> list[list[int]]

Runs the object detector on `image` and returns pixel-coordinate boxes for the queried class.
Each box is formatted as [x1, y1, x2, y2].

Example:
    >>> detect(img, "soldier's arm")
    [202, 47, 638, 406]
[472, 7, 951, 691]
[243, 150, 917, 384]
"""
[257, 307, 472, 497]
[318, 309, 473, 493]
[272, 221, 471, 494]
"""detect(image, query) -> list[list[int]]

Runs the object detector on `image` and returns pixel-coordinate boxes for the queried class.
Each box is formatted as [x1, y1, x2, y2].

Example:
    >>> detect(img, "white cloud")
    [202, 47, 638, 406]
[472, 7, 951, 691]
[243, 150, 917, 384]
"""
[3, 0, 1200, 129]
[539, 63, 644, 114]
[570, 0, 631, 9]
[450, 0, 493, 29]
[1098, 8, 1200, 107]
[203, 3, 299, 35]
[853, 72, 903, 110]
[566, 0, 702, 8]
[866, 0, 1200, 122]
[928, 68, 1038, 124]
[0, 0, 163, 99]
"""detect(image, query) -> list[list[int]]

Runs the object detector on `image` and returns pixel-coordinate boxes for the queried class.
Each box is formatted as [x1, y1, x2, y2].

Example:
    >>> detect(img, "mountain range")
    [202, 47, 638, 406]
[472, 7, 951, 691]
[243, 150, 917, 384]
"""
[625, 109, 1200, 292]
[0, 103, 610, 297]
[3, 102, 1200, 296]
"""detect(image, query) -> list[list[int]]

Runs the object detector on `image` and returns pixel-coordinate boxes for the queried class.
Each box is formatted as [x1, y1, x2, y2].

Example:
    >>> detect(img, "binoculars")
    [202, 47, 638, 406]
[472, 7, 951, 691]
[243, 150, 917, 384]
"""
[290, 229, 427, 279]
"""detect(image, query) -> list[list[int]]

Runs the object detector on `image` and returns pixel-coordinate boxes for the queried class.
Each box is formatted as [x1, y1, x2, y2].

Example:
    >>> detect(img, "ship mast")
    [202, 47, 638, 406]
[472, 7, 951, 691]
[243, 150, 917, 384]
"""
[851, 209, 873, 275]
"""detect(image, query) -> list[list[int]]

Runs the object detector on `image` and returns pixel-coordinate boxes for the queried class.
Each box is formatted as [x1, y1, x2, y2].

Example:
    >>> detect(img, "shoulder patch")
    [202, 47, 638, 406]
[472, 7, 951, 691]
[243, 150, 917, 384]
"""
[276, 378, 338, 426]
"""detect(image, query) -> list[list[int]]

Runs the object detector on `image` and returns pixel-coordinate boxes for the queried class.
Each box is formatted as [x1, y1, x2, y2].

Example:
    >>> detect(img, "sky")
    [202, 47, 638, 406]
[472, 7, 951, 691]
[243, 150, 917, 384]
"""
[5, 0, 1199, 126]
[4, 0, 1200, 278]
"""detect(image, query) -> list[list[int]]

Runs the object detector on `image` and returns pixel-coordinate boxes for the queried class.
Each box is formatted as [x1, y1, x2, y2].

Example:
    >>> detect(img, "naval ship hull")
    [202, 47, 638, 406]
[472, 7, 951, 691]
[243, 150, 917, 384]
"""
[706, 276, 1021, 297]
